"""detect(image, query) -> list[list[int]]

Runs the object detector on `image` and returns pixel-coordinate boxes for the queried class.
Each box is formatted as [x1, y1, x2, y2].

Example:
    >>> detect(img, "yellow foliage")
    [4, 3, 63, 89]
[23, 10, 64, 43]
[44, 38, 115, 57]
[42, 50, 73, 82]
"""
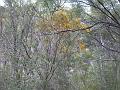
[79, 42, 86, 50]
[79, 23, 92, 33]
[35, 9, 92, 32]
[53, 10, 70, 29]
[69, 18, 81, 29]
[63, 23, 71, 29]
[86, 29, 92, 33]
[74, 18, 81, 26]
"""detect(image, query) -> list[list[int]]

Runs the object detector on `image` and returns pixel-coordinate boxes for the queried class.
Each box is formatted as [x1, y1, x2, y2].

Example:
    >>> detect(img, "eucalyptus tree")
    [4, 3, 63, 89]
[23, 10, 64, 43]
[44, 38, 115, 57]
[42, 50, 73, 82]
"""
[1, 0, 120, 90]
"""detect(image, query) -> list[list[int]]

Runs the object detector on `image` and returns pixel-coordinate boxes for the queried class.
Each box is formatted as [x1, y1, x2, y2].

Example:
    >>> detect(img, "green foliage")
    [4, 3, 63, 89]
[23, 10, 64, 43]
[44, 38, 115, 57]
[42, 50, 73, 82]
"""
[0, 0, 120, 90]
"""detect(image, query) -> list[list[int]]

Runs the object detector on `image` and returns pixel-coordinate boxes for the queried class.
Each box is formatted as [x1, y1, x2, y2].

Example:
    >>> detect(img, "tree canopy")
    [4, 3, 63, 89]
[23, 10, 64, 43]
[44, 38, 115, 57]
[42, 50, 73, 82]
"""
[0, 0, 120, 90]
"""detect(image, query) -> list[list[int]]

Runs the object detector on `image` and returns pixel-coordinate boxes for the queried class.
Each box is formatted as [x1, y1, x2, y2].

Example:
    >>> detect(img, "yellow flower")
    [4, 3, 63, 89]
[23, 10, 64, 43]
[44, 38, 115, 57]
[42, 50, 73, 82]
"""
[52, 10, 71, 30]
[63, 23, 71, 29]
[85, 29, 92, 33]
[75, 18, 81, 24]
[79, 42, 86, 50]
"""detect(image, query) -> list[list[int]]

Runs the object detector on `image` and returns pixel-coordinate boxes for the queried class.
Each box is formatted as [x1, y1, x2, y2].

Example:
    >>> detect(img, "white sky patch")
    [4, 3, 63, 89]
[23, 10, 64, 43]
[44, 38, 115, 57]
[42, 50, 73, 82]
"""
[0, 0, 90, 13]
[63, 2, 72, 10]
[0, 0, 71, 9]
[0, 0, 5, 6]
[84, 6, 91, 14]
[0, 0, 37, 6]
[24, 0, 37, 4]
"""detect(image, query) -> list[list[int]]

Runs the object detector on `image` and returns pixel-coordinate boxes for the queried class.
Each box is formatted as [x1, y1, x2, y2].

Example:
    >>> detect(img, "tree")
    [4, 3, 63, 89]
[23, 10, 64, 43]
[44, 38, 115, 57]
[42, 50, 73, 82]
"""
[0, 0, 120, 90]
